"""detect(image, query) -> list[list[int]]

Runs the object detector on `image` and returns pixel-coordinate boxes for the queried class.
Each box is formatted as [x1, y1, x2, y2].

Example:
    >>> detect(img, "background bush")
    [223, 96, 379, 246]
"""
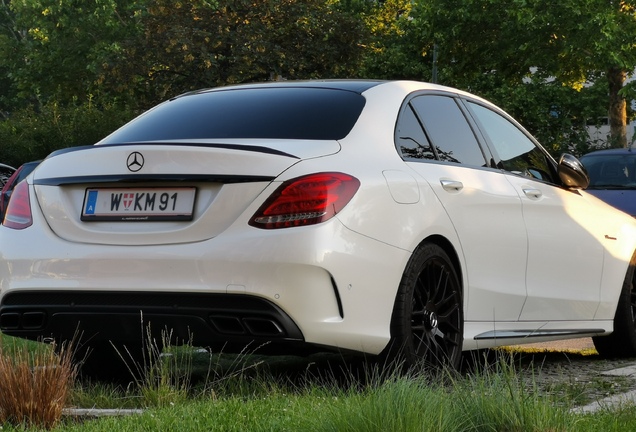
[0, 101, 135, 168]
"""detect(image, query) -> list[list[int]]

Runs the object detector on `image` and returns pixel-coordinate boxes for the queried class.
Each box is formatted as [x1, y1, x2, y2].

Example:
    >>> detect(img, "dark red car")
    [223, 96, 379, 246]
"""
[0, 163, 15, 187]
[0, 161, 40, 219]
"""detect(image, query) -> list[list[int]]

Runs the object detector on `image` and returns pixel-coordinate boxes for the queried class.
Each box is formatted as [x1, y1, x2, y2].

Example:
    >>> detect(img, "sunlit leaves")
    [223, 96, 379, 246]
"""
[120, 0, 367, 106]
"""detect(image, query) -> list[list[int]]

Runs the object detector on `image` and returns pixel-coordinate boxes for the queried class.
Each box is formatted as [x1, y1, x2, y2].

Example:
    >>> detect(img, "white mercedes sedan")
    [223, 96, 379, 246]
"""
[1, 80, 635, 379]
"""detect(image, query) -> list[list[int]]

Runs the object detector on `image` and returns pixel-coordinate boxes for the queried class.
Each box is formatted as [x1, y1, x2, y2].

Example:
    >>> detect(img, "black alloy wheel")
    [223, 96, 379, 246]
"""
[388, 242, 463, 370]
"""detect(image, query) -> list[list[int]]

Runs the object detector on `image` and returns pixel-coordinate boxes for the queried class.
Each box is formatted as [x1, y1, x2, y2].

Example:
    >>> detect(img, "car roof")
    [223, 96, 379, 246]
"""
[582, 148, 636, 158]
[184, 80, 387, 98]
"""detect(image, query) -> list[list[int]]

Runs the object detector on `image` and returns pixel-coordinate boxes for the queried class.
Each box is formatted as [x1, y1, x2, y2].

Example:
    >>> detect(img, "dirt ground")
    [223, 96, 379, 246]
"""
[513, 337, 595, 352]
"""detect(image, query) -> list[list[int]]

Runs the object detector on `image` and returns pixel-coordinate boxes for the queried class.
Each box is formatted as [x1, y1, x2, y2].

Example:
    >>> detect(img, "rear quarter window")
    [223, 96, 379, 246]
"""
[409, 95, 488, 167]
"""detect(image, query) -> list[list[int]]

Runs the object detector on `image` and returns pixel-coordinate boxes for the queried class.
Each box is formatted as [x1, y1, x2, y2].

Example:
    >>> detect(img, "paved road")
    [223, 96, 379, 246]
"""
[508, 337, 636, 412]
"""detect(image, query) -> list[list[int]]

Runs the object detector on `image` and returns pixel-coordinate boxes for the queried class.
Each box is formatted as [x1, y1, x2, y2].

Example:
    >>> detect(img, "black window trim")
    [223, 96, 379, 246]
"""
[395, 103, 437, 161]
[459, 97, 560, 186]
[395, 90, 495, 168]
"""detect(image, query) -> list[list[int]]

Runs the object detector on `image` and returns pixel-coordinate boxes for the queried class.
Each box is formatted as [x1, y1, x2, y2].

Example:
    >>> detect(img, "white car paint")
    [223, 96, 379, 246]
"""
[1, 80, 636, 372]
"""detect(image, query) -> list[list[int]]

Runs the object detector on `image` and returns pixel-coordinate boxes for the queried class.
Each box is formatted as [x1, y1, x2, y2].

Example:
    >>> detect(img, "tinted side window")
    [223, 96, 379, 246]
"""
[101, 87, 366, 142]
[410, 95, 487, 166]
[395, 105, 435, 160]
[468, 102, 556, 183]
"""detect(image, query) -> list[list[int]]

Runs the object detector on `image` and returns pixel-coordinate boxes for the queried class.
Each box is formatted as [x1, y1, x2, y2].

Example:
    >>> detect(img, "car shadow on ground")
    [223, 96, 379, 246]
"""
[100, 340, 636, 398]
[183, 346, 606, 390]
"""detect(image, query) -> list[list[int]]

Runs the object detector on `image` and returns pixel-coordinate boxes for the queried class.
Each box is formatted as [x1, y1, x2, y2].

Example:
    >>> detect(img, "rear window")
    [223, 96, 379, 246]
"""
[101, 87, 366, 143]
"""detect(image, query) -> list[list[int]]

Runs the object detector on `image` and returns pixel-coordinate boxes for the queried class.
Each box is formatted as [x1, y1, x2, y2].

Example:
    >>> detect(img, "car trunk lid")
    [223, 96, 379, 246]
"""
[31, 140, 338, 245]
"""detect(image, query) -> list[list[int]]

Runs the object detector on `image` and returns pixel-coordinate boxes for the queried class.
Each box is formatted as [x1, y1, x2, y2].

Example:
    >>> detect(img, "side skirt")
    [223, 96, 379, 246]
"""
[462, 321, 612, 351]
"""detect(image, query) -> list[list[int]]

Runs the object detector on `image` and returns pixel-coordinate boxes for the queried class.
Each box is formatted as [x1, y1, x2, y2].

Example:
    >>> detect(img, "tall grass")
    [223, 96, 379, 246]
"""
[106, 323, 271, 408]
[451, 358, 574, 432]
[0, 337, 76, 429]
[305, 356, 577, 432]
[52, 359, 584, 432]
[2, 332, 632, 431]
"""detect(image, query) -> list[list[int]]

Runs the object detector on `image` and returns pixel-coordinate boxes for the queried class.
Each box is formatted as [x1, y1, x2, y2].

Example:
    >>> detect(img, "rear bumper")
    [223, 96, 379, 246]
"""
[0, 291, 304, 350]
[0, 218, 411, 355]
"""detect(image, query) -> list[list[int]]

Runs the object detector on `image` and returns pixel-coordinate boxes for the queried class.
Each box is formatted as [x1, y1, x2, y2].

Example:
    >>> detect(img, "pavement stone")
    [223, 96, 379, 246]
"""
[509, 338, 636, 413]
[573, 389, 636, 413]
[573, 363, 636, 413]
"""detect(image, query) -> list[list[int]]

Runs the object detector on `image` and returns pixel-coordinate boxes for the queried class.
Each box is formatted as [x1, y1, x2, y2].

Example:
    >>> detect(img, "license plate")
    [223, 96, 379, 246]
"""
[82, 187, 196, 221]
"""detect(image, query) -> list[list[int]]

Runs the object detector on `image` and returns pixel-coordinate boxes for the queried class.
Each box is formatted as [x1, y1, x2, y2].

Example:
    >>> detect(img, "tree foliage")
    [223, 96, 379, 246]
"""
[117, 0, 369, 107]
[6, 0, 138, 107]
[0, 0, 634, 165]
[0, 0, 369, 163]
[0, 99, 134, 167]
[2, 0, 369, 110]
[415, 0, 636, 149]
[358, 0, 432, 80]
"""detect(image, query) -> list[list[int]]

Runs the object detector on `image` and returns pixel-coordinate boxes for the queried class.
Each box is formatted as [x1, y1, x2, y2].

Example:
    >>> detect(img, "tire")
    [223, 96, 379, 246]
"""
[385, 242, 463, 370]
[593, 252, 636, 358]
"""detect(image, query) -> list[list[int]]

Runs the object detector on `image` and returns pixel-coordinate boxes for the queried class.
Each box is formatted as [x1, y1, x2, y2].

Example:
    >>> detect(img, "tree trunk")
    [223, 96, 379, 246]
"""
[608, 67, 627, 148]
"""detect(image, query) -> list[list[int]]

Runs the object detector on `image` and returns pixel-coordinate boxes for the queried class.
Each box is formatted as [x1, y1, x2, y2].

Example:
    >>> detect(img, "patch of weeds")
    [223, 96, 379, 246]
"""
[543, 375, 598, 406]
[450, 355, 575, 431]
[0, 336, 76, 429]
[105, 320, 277, 408]
[117, 326, 195, 408]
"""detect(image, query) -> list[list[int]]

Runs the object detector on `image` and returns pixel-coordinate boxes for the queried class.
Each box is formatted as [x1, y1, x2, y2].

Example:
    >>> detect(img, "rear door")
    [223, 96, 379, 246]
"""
[398, 93, 528, 321]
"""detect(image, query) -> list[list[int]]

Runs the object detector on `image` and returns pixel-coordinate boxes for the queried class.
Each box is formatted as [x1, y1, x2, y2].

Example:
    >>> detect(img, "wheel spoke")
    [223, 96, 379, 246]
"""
[438, 297, 459, 317]
[429, 264, 445, 301]
[414, 279, 427, 307]
[428, 330, 448, 363]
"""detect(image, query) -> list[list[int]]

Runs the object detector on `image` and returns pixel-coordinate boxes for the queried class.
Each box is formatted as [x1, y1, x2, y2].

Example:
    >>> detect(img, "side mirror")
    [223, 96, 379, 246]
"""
[558, 153, 589, 190]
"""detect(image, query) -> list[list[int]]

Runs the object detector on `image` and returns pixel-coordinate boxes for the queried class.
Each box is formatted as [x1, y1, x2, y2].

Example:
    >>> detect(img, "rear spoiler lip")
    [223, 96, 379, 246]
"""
[47, 141, 300, 160]
[33, 173, 275, 187]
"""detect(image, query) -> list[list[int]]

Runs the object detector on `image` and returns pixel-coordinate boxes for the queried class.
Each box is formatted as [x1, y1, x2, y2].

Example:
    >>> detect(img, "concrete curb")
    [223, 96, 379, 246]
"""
[572, 390, 636, 413]
[572, 364, 636, 413]
[63, 408, 144, 418]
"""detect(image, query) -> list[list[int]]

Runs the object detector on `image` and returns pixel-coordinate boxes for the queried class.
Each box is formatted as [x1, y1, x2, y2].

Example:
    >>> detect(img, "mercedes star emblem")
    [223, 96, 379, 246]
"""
[126, 152, 144, 172]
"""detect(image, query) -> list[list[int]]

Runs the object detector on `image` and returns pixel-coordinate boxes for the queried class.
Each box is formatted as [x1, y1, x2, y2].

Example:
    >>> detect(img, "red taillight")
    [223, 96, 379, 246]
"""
[249, 172, 360, 229]
[3, 180, 33, 229]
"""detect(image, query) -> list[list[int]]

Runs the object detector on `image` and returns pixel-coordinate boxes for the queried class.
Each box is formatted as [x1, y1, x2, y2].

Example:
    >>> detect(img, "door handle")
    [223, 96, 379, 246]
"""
[440, 179, 463, 192]
[522, 188, 542, 199]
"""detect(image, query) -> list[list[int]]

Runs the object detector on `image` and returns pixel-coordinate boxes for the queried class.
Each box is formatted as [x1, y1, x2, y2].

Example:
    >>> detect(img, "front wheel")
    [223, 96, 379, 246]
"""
[593, 252, 636, 358]
[385, 242, 463, 370]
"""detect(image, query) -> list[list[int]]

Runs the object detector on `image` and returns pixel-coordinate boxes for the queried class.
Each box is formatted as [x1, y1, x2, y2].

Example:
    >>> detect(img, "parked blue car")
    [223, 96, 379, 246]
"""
[580, 148, 636, 217]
